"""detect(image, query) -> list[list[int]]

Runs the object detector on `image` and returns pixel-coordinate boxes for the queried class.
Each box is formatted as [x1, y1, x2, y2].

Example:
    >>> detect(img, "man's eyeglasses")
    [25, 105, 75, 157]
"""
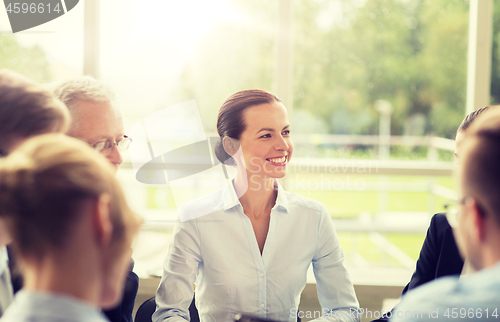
[444, 197, 469, 228]
[89, 135, 132, 155]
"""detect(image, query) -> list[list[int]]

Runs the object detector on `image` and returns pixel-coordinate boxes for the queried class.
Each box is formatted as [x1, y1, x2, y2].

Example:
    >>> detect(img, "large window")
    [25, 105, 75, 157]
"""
[2, 0, 497, 314]
[98, 0, 471, 281]
[0, 3, 83, 80]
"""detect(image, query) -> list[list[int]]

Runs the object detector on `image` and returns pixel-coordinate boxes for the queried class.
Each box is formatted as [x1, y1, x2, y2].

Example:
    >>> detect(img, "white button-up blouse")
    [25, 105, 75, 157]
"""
[153, 181, 359, 322]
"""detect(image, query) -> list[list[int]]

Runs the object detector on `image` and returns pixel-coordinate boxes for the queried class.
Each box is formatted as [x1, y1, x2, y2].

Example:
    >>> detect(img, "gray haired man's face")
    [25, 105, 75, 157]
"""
[67, 100, 125, 172]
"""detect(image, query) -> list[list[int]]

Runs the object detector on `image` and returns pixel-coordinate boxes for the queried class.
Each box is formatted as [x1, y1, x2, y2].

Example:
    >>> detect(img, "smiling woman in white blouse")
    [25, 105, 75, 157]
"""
[153, 90, 359, 322]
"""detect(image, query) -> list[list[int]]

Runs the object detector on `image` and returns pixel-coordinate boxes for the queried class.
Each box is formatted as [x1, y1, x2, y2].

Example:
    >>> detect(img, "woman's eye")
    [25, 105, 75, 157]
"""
[260, 134, 271, 138]
[282, 130, 290, 135]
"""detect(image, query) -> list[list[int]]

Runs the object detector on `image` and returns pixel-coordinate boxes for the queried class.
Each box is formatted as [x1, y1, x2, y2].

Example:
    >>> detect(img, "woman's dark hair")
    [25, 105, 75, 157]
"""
[215, 90, 281, 165]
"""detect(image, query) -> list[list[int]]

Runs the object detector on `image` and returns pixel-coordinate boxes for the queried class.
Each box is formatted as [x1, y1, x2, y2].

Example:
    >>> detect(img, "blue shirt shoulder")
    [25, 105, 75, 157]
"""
[392, 263, 500, 321]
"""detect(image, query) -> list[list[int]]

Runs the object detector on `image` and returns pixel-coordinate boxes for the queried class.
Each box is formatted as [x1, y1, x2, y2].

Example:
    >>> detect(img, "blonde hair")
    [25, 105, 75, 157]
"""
[0, 70, 69, 138]
[0, 134, 140, 260]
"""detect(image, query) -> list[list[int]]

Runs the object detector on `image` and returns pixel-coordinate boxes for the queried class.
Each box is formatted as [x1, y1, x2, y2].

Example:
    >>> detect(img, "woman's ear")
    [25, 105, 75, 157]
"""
[93, 193, 113, 246]
[222, 136, 240, 157]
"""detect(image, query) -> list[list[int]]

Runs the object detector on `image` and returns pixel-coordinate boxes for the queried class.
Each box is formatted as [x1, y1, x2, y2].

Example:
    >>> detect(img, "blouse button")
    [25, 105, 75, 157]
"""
[260, 303, 265, 308]
[259, 273, 265, 278]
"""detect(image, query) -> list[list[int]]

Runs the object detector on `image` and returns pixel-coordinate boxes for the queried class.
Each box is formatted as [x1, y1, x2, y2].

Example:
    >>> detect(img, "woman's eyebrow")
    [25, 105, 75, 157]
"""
[257, 128, 275, 134]
[256, 125, 290, 134]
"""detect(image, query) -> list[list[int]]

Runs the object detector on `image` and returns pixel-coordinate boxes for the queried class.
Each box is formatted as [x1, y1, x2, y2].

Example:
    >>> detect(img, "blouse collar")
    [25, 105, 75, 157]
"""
[223, 179, 289, 213]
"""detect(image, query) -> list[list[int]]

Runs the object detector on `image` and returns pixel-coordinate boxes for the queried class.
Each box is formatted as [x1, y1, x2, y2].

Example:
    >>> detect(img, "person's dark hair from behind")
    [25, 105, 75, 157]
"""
[215, 89, 281, 165]
[0, 70, 69, 147]
[457, 105, 500, 132]
[462, 109, 500, 227]
[0, 134, 139, 263]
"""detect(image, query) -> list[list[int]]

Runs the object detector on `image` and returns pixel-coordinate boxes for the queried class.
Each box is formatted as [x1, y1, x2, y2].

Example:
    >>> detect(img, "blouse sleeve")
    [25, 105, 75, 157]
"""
[310, 203, 360, 322]
[152, 212, 202, 322]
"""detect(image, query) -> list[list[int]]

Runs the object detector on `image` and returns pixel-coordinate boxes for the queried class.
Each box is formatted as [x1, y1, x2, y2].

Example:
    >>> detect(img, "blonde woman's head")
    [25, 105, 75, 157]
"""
[0, 134, 142, 307]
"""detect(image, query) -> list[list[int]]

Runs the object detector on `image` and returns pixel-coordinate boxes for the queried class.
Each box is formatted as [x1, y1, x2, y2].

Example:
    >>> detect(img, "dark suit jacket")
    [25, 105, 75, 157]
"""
[372, 213, 464, 321]
[401, 212, 464, 294]
[7, 246, 139, 322]
[103, 264, 139, 322]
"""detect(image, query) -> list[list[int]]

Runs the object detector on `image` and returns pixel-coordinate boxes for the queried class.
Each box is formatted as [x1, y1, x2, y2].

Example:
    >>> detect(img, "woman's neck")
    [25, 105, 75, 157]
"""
[235, 172, 277, 217]
[22, 248, 102, 307]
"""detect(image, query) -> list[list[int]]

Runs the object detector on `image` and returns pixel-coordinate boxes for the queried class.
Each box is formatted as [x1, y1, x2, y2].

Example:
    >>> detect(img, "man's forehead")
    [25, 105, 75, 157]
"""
[69, 99, 124, 141]
[73, 99, 120, 115]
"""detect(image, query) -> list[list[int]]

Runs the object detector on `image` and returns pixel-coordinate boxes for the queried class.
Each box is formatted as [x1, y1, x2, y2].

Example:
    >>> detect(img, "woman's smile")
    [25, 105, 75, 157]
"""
[265, 154, 289, 166]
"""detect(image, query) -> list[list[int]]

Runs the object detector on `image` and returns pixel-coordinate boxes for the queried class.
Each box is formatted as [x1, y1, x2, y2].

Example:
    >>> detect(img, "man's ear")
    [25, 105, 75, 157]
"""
[468, 199, 487, 244]
[222, 136, 240, 157]
[92, 193, 113, 246]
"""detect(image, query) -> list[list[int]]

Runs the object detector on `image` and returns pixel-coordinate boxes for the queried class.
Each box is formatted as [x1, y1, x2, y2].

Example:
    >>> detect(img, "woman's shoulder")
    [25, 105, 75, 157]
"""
[281, 190, 326, 214]
[178, 187, 232, 221]
[431, 212, 450, 226]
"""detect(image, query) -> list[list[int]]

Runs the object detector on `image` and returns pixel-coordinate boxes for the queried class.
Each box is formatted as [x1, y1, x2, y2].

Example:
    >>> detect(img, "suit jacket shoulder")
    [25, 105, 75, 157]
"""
[402, 213, 464, 294]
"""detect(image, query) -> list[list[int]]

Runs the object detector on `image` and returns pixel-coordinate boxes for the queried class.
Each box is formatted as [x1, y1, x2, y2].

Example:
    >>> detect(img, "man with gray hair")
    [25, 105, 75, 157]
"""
[53, 76, 131, 170]
[52, 76, 138, 322]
